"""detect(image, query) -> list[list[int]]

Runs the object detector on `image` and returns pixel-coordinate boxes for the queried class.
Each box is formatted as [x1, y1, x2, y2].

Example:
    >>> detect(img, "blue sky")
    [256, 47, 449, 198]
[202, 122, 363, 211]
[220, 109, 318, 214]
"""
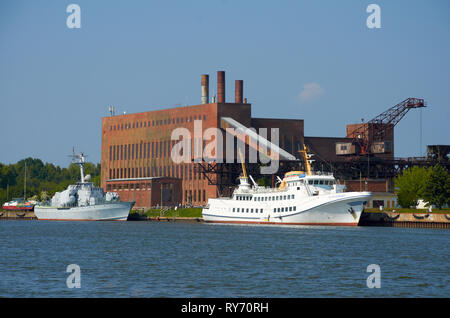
[1, 0, 449, 166]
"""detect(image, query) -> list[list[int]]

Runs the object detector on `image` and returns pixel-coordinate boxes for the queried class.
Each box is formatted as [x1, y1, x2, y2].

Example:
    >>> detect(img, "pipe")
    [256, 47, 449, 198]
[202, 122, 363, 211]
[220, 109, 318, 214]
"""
[201, 74, 209, 104]
[235, 80, 243, 103]
[217, 71, 225, 103]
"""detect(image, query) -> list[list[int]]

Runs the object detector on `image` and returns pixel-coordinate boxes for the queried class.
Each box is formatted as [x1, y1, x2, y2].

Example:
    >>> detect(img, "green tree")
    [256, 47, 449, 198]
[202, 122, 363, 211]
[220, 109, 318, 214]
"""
[394, 166, 429, 208]
[0, 158, 101, 206]
[421, 164, 450, 210]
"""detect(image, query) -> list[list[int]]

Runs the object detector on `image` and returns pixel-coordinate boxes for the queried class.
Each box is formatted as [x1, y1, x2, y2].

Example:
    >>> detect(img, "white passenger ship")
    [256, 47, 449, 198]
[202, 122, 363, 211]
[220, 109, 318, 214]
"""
[202, 146, 371, 226]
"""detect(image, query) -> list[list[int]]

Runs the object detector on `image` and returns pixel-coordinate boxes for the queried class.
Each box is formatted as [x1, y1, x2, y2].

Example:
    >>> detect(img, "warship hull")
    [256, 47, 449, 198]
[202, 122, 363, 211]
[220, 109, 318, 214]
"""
[34, 201, 134, 221]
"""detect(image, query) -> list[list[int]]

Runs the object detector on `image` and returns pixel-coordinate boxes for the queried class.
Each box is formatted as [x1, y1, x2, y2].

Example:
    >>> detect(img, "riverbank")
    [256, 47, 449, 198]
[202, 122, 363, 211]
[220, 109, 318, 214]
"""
[359, 210, 450, 228]
[0, 210, 36, 220]
[2, 208, 450, 228]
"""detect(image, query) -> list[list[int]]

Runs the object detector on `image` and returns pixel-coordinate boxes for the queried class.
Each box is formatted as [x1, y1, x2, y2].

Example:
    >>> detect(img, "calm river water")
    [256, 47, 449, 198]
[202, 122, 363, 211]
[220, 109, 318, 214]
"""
[0, 220, 448, 297]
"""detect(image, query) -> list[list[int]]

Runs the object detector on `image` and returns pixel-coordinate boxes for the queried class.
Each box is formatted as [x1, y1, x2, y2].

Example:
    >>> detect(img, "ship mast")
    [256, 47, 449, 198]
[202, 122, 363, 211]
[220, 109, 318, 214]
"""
[238, 149, 247, 179]
[71, 150, 86, 183]
[298, 144, 313, 176]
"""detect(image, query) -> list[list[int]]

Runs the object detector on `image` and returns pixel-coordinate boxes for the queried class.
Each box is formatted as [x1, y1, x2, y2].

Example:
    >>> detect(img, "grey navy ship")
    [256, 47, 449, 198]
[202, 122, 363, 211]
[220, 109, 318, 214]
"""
[34, 152, 134, 221]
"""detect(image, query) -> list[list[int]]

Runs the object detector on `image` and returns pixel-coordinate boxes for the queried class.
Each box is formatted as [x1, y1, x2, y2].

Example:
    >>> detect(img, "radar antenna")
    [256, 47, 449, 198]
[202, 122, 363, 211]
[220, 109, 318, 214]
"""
[68, 148, 88, 183]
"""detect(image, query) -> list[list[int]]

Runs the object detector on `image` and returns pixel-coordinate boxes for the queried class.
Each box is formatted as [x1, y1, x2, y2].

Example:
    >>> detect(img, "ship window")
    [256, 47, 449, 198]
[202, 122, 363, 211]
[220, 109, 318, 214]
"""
[289, 207, 292, 211]
[297, 187, 300, 190]
[273, 208, 276, 212]
[308, 180, 313, 184]
[261, 209, 263, 213]
[319, 180, 324, 185]
[232, 208, 235, 212]
[292, 195, 295, 199]
[314, 180, 319, 185]
[294, 206, 296, 211]
[251, 209, 253, 213]
[246, 209, 249, 213]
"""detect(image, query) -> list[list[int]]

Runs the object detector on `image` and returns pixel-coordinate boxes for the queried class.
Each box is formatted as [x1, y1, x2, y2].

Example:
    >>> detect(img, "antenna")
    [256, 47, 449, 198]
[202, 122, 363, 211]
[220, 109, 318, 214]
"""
[68, 149, 88, 183]
[109, 106, 115, 116]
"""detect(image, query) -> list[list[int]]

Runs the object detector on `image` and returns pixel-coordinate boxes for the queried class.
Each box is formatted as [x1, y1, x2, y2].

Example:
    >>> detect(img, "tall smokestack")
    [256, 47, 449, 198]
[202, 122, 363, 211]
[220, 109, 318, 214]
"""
[235, 80, 243, 103]
[201, 74, 209, 104]
[217, 71, 225, 103]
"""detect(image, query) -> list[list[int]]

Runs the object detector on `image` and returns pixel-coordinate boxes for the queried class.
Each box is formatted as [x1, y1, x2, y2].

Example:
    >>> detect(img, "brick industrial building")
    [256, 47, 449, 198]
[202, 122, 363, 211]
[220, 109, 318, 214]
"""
[101, 71, 304, 208]
[101, 71, 428, 210]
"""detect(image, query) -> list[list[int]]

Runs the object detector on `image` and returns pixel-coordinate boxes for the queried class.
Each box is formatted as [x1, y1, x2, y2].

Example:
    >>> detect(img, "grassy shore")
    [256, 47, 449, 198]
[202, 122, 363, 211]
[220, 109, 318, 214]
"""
[130, 207, 203, 218]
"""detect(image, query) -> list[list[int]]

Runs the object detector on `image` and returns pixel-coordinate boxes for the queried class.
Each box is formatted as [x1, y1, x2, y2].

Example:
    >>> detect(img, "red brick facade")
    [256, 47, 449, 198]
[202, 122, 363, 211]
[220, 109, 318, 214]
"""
[101, 100, 306, 208]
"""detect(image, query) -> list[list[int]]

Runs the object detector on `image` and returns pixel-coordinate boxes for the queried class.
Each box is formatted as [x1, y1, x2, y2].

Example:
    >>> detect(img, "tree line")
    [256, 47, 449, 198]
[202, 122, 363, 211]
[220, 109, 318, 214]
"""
[0, 157, 100, 205]
[395, 164, 450, 210]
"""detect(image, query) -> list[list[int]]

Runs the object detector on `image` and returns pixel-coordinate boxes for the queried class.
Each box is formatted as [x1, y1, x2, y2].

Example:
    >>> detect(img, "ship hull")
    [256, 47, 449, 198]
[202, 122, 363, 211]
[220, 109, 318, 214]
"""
[1, 206, 34, 211]
[34, 201, 134, 221]
[202, 192, 371, 226]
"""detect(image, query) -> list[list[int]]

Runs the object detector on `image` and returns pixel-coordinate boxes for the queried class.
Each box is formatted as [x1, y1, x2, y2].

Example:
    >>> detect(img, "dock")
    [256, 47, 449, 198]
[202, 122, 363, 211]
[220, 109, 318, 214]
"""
[359, 211, 450, 229]
[0, 210, 37, 220]
[1, 210, 449, 228]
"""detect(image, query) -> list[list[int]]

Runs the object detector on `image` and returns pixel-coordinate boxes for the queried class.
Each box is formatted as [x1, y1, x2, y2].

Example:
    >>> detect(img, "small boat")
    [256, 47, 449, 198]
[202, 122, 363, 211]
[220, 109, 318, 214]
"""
[2, 162, 34, 211]
[202, 146, 372, 226]
[2, 198, 34, 211]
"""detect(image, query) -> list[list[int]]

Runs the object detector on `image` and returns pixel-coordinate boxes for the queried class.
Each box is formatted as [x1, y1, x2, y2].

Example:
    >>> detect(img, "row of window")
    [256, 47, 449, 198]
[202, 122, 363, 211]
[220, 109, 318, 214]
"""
[184, 189, 206, 203]
[109, 164, 205, 181]
[236, 194, 295, 201]
[110, 115, 207, 132]
[231, 206, 297, 213]
[308, 180, 335, 186]
[232, 208, 264, 213]
[106, 183, 150, 191]
[110, 141, 174, 161]
[109, 139, 205, 161]
[106, 184, 205, 203]
[273, 206, 297, 213]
